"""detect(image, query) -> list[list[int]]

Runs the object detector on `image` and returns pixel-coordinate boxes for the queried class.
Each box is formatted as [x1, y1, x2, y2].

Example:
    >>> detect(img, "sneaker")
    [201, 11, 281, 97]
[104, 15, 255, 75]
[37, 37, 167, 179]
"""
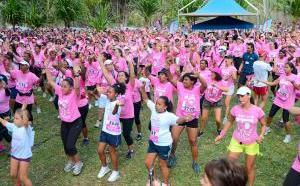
[126, 150, 134, 159]
[146, 179, 161, 186]
[49, 96, 55, 102]
[95, 101, 99, 107]
[57, 115, 60, 119]
[275, 120, 284, 129]
[81, 138, 89, 147]
[73, 161, 83, 176]
[88, 104, 93, 110]
[42, 92, 47, 98]
[217, 129, 221, 135]
[264, 127, 271, 136]
[283, 135, 292, 144]
[192, 161, 200, 174]
[107, 170, 120, 182]
[94, 120, 101, 128]
[36, 107, 41, 114]
[197, 131, 204, 138]
[97, 166, 111, 179]
[64, 161, 75, 172]
[135, 133, 142, 141]
[222, 117, 228, 125]
[167, 154, 177, 168]
[37, 87, 41, 92]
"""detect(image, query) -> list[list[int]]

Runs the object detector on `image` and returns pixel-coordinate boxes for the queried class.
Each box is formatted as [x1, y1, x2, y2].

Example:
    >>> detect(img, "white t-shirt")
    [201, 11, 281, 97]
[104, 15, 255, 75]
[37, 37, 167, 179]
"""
[101, 95, 122, 135]
[6, 122, 34, 159]
[139, 77, 151, 92]
[147, 100, 178, 146]
[253, 60, 272, 87]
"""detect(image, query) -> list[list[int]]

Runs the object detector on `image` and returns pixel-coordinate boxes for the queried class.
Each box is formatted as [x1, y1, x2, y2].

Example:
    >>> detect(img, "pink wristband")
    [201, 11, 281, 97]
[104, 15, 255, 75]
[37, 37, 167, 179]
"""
[220, 130, 226, 138]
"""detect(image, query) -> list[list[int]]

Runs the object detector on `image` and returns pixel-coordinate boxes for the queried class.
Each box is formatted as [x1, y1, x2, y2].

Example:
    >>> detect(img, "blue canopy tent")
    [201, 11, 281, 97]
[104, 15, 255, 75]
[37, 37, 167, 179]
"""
[178, 0, 258, 30]
[192, 16, 254, 30]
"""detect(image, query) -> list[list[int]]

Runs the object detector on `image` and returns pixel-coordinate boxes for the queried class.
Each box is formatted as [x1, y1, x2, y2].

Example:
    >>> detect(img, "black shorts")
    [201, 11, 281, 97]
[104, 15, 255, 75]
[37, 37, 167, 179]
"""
[147, 140, 171, 160]
[178, 118, 198, 128]
[233, 57, 242, 72]
[238, 72, 248, 85]
[11, 156, 31, 163]
[99, 131, 121, 147]
[30, 66, 42, 77]
[86, 85, 96, 91]
[10, 87, 17, 99]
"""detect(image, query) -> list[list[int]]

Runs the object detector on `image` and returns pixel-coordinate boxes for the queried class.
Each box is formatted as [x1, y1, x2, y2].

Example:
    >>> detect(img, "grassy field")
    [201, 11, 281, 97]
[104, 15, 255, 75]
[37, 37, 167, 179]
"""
[0, 92, 299, 186]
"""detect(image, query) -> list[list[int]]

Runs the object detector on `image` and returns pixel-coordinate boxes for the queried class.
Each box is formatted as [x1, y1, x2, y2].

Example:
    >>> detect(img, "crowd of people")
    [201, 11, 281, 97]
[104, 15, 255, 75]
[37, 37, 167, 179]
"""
[0, 23, 299, 186]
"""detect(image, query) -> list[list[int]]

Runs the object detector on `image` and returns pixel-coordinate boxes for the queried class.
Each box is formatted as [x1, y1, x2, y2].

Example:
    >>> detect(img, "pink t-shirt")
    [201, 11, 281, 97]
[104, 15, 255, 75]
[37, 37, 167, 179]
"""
[275, 57, 288, 76]
[273, 74, 298, 110]
[231, 43, 245, 57]
[198, 69, 211, 80]
[78, 79, 88, 108]
[292, 155, 300, 173]
[97, 71, 117, 91]
[0, 89, 10, 113]
[133, 79, 142, 103]
[150, 76, 175, 102]
[119, 83, 134, 119]
[114, 58, 128, 73]
[204, 80, 226, 103]
[84, 61, 100, 86]
[11, 70, 39, 104]
[151, 51, 165, 75]
[176, 82, 202, 119]
[55, 85, 81, 122]
[231, 105, 265, 144]
[221, 65, 237, 87]
[33, 51, 45, 68]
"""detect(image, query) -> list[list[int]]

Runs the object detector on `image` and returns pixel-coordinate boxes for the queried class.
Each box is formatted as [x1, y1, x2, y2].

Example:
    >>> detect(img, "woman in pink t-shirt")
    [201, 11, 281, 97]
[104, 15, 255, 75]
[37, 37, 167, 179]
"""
[10, 60, 39, 122]
[271, 49, 288, 96]
[221, 56, 237, 124]
[263, 62, 300, 144]
[167, 71, 207, 174]
[113, 48, 128, 73]
[45, 64, 84, 176]
[199, 67, 228, 137]
[215, 86, 266, 186]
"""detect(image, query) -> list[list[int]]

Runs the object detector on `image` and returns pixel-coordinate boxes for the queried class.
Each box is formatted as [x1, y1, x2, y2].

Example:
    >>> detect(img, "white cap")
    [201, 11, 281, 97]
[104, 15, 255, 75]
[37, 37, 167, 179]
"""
[203, 42, 212, 47]
[104, 59, 112, 65]
[236, 86, 251, 96]
[19, 60, 30, 66]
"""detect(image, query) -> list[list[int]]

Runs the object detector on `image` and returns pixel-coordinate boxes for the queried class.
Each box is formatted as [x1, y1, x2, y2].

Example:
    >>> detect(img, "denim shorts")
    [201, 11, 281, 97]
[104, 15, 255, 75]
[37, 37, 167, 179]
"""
[99, 131, 121, 147]
[147, 140, 171, 160]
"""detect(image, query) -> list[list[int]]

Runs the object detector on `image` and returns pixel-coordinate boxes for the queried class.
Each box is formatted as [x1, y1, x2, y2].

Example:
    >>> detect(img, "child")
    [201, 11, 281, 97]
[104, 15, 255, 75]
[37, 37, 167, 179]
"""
[0, 107, 34, 186]
[96, 83, 126, 182]
[140, 84, 193, 186]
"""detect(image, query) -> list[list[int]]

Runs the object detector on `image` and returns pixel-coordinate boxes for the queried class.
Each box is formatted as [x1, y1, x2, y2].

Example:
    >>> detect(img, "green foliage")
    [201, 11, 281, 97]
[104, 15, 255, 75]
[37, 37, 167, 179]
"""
[0, 0, 24, 29]
[236, 0, 248, 9]
[89, 3, 112, 31]
[54, 0, 84, 27]
[290, 0, 300, 18]
[25, 3, 45, 28]
[130, 0, 160, 26]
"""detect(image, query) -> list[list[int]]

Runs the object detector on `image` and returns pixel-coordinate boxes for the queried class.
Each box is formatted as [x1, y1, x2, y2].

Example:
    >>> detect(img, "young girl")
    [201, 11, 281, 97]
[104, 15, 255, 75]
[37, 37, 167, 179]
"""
[140, 84, 193, 186]
[0, 108, 34, 186]
[96, 83, 126, 182]
[215, 86, 266, 186]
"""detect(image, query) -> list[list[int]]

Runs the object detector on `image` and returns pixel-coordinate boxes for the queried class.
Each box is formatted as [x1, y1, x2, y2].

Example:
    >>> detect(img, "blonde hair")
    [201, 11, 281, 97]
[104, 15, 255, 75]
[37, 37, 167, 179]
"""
[15, 108, 30, 127]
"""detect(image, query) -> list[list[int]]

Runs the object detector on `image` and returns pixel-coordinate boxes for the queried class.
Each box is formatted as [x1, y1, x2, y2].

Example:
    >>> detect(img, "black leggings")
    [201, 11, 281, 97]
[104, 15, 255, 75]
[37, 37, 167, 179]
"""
[14, 102, 33, 122]
[79, 104, 89, 128]
[120, 118, 134, 146]
[54, 95, 59, 110]
[271, 73, 279, 94]
[200, 96, 205, 116]
[134, 101, 141, 126]
[283, 168, 300, 186]
[0, 111, 12, 143]
[61, 118, 82, 156]
[268, 104, 289, 123]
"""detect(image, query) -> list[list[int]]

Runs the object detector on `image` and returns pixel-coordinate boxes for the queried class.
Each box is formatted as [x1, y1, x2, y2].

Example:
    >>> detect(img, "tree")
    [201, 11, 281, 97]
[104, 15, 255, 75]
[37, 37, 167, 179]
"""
[290, 0, 300, 18]
[55, 0, 84, 27]
[89, 3, 112, 31]
[0, 0, 24, 30]
[25, 3, 45, 28]
[130, 0, 160, 26]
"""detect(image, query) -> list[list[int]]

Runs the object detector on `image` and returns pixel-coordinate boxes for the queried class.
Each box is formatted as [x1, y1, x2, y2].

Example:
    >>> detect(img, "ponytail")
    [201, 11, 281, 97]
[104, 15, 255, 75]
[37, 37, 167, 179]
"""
[159, 96, 173, 112]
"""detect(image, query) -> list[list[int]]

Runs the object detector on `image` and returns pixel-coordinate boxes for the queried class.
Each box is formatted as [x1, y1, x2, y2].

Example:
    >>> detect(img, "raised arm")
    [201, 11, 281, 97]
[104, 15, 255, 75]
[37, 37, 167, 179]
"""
[98, 56, 115, 85]
[73, 66, 81, 96]
[0, 117, 8, 127]
[140, 83, 149, 103]
[44, 61, 56, 89]
[125, 56, 135, 87]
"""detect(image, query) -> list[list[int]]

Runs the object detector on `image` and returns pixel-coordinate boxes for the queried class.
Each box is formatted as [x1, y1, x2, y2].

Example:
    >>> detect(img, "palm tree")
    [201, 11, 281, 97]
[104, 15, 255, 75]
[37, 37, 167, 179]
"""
[290, 0, 300, 18]
[89, 3, 112, 31]
[0, 0, 24, 30]
[25, 2, 45, 28]
[130, 0, 160, 26]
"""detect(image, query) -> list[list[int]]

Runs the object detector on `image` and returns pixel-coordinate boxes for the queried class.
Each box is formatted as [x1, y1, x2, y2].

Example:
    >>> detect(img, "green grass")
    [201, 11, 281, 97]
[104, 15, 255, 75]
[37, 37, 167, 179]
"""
[0, 92, 299, 186]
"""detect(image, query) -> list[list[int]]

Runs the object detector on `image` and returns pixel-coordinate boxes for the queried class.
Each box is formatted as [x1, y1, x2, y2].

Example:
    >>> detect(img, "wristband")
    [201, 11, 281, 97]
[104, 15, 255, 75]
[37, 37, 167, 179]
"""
[220, 130, 226, 138]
